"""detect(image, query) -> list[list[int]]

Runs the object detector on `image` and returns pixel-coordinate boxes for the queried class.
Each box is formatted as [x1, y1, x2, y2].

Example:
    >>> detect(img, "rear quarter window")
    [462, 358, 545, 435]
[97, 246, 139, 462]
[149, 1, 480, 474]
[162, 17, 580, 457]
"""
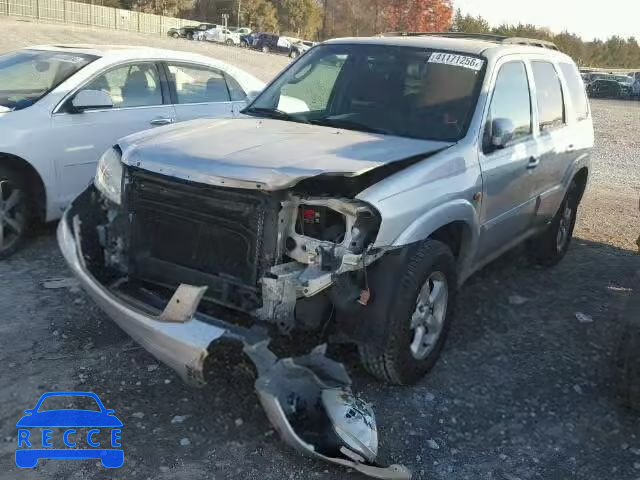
[559, 62, 589, 121]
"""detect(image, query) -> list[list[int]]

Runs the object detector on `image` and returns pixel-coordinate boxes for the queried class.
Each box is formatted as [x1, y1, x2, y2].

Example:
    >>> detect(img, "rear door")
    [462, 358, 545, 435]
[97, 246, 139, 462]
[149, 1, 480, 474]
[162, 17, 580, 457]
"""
[528, 60, 577, 228]
[476, 59, 539, 259]
[49, 61, 175, 207]
[164, 62, 236, 122]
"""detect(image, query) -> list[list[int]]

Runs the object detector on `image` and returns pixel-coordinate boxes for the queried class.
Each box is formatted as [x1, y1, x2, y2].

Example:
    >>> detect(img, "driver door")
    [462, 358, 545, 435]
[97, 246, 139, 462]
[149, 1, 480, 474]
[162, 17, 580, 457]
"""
[476, 60, 539, 260]
[47, 61, 175, 208]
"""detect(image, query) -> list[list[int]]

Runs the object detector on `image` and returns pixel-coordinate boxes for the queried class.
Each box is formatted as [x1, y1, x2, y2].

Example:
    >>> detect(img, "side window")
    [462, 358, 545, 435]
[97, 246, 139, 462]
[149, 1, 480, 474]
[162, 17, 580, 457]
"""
[225, 74, 247, 101]
[484, 61, 532, 152]
[531, 61, 565, 130]
[167, 64, 230, 104]
[559, 62, 589, 121]
[82, 63, 162, 109]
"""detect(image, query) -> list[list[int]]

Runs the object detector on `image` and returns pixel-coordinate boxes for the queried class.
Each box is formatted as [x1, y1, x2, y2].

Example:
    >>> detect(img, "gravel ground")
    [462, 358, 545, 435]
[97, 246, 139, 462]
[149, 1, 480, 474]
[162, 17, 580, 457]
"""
[1, 17, 640, 480]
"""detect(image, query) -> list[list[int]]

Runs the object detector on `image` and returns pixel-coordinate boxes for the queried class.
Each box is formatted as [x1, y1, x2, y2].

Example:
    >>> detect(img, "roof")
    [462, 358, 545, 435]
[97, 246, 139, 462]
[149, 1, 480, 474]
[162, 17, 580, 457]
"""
[323, 34, 570, 60]
[26, 44, 216, 63]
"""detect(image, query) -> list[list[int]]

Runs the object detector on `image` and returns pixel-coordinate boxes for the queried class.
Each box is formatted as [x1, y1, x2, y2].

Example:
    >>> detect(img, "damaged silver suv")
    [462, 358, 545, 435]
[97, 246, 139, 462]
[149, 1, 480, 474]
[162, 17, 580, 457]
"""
[58, 33, 592, 475]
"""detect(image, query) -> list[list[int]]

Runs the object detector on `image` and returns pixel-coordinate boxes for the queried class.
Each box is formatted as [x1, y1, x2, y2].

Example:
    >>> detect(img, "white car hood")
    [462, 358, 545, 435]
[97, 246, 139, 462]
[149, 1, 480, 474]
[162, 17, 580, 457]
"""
[118, 117, 453, 190]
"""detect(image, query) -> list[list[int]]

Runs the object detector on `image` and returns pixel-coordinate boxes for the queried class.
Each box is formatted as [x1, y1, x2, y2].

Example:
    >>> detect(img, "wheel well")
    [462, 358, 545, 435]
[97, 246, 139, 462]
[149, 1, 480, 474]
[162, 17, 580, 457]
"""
[0, 153, 46, 223]
[428, 221, 468, 259]
[573, 167, 588, 203]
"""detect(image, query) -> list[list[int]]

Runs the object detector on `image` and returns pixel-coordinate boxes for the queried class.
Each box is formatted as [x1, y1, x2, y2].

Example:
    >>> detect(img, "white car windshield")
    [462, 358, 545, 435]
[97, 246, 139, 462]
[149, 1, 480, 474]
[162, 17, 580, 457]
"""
[246, 44, 486, 142]
[0, 49, 96, 111]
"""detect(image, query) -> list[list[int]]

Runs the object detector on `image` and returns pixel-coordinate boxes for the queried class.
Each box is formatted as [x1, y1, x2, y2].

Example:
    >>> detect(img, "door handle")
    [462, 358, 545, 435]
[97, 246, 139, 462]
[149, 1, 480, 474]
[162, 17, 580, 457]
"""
[527, 156, 541, 169]
[150, 117, 174, 126]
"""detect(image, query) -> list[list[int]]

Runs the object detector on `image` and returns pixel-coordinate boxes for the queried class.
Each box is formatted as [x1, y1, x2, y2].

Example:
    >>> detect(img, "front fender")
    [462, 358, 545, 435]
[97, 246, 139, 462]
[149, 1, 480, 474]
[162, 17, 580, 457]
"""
[392, 198, 480, 247]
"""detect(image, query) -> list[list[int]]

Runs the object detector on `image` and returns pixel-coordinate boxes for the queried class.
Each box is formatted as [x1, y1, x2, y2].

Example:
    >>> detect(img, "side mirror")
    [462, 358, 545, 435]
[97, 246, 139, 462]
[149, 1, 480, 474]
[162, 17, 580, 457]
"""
[490, 118, 516, 149]
[71, 90, 113, 112]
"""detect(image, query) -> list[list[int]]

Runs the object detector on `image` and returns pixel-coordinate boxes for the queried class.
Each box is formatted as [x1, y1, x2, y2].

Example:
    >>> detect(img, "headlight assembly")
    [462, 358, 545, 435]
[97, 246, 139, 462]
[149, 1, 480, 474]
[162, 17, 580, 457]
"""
[94, 147, 123, 205]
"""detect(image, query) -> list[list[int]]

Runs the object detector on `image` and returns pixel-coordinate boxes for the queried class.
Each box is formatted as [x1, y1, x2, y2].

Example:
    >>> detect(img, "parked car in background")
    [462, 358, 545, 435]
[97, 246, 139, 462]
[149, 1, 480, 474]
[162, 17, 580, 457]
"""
[183, 23, 219, 40]
[240, 32, 257, 48]
[587, 77, 626, 98]
[613, 75, 634, 98]
[289, 40, 317, 58]
[0, 45, 264, 258]
[59, 34, 592, 390]
[230, 26, 252, 35]
[167, 27, 180, 38]
[200, 27, 242, 46]
[628, 71, 640, 97]
[251, 33, 292, 54]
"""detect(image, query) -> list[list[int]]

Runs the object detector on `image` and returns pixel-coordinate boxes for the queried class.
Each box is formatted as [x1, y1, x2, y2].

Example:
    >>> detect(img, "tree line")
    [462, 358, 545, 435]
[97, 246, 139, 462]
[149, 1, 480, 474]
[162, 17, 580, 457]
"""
[83, 0, 639, 68]
[450, 9, 640, 69]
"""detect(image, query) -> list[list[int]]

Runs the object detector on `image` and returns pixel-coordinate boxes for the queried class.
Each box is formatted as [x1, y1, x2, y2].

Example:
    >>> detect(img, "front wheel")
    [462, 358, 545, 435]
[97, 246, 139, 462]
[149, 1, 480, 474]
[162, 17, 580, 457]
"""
[526, 181, 579, 267]
[0, 166, 29, 259]
[262, 45, 269, 54]
[171, 32, 179, 38]
[358, 240, 457, 385]
[226, 39, 234, 46]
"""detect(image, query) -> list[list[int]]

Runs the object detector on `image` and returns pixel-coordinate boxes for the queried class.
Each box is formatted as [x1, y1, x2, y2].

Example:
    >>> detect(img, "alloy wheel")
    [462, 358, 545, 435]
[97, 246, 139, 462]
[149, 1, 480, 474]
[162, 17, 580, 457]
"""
[409, 271, 448, 360]
[0, 179, 27, 255]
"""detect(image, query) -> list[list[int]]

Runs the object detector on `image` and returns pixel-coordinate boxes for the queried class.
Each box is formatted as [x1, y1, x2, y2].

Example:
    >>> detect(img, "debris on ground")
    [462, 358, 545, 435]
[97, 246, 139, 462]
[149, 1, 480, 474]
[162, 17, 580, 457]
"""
[575, 312, 594, 323]
[171, 415, 189, 424]
[508, 295, 529, 306]
[179, 438, 191, 446]
[42, 277, 80, 290]
[427, 439, 440, 450]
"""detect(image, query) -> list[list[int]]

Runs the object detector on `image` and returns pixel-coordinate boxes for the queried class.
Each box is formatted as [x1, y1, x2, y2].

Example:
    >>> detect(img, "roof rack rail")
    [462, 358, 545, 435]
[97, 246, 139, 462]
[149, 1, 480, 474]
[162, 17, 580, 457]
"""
[378, 31, 559, 50]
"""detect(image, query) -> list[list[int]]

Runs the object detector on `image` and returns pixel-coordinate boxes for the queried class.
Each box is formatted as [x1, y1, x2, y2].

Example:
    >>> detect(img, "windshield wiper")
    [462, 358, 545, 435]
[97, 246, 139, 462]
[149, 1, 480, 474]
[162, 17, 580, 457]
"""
[309, 117, 390, 135]
[243, 107, 309, 123]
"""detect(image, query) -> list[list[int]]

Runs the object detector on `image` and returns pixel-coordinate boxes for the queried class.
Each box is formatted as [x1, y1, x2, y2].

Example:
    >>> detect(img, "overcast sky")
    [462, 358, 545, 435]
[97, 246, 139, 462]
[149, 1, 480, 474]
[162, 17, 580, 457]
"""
[454, 0, 639, 41]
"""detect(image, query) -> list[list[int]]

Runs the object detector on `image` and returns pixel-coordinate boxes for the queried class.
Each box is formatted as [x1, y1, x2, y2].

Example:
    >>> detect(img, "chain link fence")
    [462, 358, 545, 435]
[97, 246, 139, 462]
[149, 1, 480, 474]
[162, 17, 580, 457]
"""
[0, 0, 198, 36]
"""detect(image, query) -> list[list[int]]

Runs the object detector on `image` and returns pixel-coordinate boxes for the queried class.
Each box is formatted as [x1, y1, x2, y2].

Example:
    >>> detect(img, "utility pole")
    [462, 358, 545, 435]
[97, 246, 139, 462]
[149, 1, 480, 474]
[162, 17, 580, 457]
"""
[237, 0, 241, 27]
[321, 0, 328, 40]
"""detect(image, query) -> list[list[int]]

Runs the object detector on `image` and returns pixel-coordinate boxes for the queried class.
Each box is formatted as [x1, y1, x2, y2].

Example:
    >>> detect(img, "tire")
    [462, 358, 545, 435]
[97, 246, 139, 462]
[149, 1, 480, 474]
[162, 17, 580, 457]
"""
[262, 45, 269, 54]
[290, 49, 299, 59]
[526, 180, 579, 267]
[240, 40, 248, 48]
[171, 32, 179, 38]
[358, 240, 457, 385]
[226, 39, 234, 46]
[0, 166, 30, 260]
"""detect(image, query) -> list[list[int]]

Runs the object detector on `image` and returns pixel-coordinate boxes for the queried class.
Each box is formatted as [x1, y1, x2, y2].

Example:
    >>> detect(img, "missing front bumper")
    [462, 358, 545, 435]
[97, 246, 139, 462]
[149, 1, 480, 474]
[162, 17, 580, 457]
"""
[58, 192, 411, 479]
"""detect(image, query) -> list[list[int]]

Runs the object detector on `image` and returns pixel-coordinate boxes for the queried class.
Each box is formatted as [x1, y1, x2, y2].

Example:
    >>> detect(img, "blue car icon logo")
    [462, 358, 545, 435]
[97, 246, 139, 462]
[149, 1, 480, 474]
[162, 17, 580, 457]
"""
[15, 391, 123, 468]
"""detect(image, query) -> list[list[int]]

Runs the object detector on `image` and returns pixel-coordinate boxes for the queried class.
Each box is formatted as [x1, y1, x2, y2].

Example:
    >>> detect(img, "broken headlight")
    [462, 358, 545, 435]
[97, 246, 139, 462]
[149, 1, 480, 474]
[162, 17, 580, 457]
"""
[94, 147, 123, 205]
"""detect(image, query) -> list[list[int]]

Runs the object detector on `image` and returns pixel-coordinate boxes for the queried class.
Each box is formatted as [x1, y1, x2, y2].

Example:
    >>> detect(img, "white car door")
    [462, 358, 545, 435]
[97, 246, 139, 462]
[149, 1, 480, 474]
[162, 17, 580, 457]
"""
[165, 62, 243, 122]
[48, 61, 175, 208]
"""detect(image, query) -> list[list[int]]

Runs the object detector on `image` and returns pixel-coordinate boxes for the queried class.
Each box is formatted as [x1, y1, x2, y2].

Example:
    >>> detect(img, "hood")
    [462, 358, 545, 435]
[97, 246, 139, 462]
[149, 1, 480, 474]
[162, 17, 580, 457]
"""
[118, 118, 452, 190]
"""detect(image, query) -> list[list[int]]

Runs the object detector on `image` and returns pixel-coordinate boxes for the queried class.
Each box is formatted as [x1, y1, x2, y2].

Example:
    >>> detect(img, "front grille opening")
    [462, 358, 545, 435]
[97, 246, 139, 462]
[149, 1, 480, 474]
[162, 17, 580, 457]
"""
[125, 168, 281, 313]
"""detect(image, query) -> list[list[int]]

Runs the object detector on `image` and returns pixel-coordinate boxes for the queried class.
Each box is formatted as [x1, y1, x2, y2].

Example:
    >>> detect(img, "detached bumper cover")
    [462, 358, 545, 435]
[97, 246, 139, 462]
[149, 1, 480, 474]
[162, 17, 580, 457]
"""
[57, 210, 228, 386]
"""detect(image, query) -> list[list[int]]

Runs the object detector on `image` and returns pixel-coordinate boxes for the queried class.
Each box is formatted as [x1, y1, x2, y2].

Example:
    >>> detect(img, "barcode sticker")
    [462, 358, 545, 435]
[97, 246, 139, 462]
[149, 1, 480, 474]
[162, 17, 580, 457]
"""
[428, 52, 484, 71]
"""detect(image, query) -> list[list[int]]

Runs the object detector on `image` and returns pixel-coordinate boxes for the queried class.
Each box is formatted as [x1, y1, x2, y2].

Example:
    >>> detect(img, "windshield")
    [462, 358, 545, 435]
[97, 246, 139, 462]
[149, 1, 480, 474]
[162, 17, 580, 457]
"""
[0, 49, 96, 111]
[246, 44, 485, 142]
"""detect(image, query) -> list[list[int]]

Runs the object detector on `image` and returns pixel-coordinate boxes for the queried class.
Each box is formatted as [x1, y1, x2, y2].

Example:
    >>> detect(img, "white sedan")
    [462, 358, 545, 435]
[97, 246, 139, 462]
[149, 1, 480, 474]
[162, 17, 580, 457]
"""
[0, 45, 264, 258]
[199, 28, 242, 46]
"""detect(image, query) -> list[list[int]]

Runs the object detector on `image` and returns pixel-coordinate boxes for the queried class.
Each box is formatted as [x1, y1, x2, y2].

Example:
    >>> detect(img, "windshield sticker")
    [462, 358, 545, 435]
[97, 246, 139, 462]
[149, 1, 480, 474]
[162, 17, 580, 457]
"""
[428, 52, 484, 71]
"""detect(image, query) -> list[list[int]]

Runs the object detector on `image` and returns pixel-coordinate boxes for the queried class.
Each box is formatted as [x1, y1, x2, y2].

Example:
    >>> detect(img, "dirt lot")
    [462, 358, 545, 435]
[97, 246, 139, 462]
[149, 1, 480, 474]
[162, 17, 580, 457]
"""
[1, 16, 640, 480]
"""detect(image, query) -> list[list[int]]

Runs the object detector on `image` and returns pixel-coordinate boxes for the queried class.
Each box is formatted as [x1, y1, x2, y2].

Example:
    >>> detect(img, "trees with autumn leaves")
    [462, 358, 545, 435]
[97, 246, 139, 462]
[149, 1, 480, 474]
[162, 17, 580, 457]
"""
[320, 0, 453, 39]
